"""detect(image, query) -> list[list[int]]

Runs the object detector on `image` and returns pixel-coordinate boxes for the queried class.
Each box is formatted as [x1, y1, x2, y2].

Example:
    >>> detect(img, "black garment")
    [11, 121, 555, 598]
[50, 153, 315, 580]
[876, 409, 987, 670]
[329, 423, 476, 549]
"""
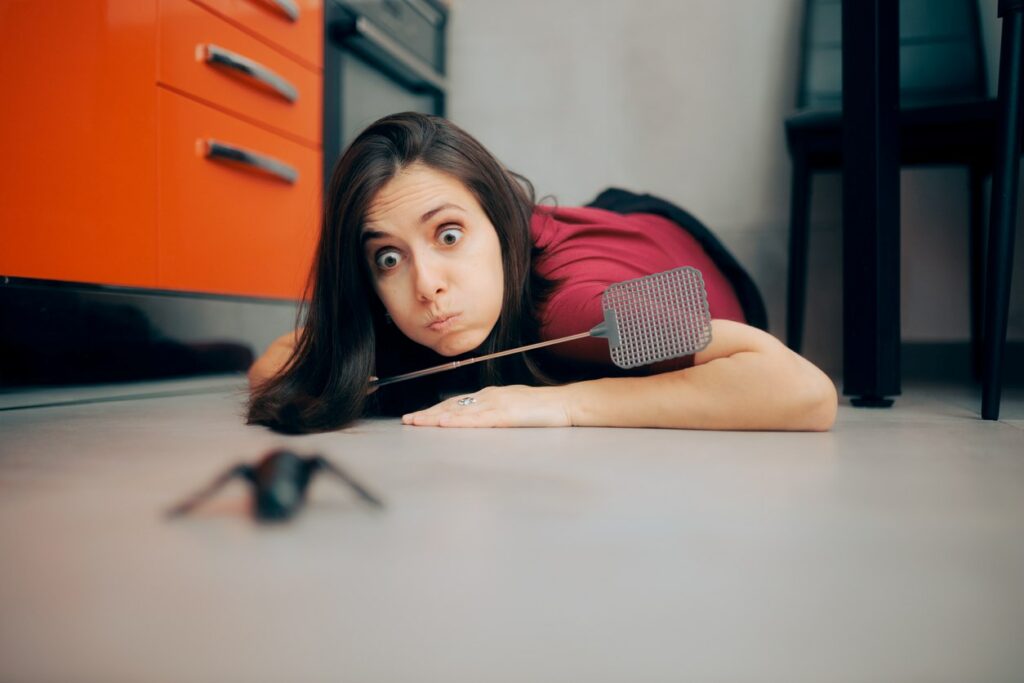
[585, 187, 768, 331]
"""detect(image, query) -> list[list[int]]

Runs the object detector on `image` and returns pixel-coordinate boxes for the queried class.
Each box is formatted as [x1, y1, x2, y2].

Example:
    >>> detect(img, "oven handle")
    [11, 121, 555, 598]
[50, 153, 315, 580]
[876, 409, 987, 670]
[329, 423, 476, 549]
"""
[337, 15, 447, 94]
[203, 139, 299, 184]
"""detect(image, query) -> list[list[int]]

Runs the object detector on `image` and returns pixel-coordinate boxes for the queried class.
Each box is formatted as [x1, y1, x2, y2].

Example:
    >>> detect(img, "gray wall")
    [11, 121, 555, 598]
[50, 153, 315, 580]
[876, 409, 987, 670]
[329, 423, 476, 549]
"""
[447, 0, 1024, 378]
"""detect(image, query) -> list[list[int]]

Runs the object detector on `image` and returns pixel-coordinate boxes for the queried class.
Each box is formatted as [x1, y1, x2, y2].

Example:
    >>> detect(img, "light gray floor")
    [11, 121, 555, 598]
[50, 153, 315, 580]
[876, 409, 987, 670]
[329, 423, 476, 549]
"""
[1, 375, 1022, 683]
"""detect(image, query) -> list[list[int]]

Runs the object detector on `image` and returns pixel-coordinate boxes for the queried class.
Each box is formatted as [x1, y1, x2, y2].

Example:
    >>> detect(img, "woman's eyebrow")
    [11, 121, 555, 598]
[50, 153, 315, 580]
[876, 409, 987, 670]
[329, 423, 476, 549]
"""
[360, 203, 466, 244]
[420, 202, 465, 223]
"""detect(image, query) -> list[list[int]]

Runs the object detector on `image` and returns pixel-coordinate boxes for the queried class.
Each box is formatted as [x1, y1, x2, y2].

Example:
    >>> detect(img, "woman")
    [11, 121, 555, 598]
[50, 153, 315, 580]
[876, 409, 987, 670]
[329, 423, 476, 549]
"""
[247, 113, 837, 433]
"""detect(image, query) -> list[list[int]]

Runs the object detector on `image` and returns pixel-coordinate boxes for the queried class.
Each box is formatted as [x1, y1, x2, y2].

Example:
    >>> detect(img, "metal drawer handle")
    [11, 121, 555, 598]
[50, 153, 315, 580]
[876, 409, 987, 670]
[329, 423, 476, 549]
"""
[268, 0, 299, 22]
[202, 44, 299, 103]
[203, 139, 298, 184]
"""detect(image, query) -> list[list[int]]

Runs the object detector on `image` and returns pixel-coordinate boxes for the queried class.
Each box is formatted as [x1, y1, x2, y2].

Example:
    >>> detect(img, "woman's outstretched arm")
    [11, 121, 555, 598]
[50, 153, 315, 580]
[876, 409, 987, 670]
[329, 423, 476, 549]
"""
[248, 327, 303, 389]
[402, 319, 838, 431]
[563, 319, 837, 431]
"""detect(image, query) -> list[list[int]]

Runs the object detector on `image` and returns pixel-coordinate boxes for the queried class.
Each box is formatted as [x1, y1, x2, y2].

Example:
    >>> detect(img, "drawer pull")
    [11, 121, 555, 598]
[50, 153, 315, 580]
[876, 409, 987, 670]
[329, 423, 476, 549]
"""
[204, 139, 298, 184]
[268, 0, 300, 22]
[202, 44, 299, 103]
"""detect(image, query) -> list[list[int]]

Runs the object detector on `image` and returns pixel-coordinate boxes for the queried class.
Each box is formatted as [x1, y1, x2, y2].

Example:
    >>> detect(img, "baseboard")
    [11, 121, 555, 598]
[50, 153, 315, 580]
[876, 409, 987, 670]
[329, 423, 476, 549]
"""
[902, 341, 1024, 386]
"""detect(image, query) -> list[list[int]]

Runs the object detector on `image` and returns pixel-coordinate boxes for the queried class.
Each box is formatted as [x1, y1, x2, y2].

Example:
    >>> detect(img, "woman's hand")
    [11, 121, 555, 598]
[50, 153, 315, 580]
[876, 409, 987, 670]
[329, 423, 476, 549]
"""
[401, 384, 572, 428]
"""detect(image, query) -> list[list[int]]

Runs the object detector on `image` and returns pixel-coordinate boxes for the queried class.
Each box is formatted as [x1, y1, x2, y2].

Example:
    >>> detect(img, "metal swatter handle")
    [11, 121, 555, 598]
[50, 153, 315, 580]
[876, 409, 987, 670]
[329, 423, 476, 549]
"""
[371, 330, 594, 388]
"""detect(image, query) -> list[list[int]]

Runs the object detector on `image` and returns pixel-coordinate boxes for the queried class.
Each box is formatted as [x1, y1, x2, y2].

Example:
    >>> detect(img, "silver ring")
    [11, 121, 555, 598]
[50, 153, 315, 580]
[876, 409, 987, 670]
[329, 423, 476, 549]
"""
[457, 396, 477, 406]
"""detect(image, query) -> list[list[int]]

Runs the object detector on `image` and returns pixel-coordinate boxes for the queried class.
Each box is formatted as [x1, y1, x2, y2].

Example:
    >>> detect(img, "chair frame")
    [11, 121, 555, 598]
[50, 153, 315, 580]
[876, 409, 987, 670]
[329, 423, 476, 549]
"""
[785, 0, 1021, 419]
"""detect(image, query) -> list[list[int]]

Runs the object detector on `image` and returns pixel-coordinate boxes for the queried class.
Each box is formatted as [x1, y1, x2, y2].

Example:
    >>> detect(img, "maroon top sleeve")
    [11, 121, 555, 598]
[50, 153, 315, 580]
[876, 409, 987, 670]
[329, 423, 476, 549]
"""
[530, 206, 744, 374]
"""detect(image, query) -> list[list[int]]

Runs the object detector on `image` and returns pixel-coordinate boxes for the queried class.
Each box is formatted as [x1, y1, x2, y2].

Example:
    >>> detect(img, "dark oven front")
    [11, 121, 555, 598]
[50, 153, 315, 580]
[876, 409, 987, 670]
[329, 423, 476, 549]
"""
[323, 0, 448, 186]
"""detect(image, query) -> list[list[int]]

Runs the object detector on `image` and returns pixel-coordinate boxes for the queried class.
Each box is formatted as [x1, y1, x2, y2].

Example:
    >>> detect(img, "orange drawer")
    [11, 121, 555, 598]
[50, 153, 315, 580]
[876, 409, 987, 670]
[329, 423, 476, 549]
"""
[190, 0, 321, 70]
[157, 88, 321, 299]
[159, 0, 321, 146]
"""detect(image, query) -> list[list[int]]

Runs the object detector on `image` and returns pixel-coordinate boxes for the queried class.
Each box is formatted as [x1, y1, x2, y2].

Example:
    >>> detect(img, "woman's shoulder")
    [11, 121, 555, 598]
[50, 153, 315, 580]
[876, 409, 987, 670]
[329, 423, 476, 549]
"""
[530, 204, 628, 229]
[530, 204, 634, 252]
[530, 204, 686, 241]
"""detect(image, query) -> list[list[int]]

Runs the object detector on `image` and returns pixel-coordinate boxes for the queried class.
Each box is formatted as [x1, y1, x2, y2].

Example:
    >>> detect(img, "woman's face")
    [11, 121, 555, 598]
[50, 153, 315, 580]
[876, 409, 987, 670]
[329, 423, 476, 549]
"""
[361, 162, 505, 357]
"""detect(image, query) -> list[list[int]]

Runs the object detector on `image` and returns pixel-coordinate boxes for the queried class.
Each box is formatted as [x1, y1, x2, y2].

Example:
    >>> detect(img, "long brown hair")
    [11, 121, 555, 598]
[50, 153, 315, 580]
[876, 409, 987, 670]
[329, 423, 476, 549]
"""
[247, 113, 559, 433]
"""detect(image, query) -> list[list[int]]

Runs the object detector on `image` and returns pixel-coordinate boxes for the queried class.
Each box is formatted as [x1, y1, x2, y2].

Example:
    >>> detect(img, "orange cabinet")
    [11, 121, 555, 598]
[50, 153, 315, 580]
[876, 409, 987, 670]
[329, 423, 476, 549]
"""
[0, 0, 322, 301]
[191, 0, 323, 70]
[159, 0, 322, 146]
[157, 89, 319, 297]
[0, 1, 159, 288]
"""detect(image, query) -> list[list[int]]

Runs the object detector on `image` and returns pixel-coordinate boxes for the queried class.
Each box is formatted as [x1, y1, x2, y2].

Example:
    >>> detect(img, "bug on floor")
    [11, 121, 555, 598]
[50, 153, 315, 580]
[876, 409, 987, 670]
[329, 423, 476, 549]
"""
[167, 448, 384, 522]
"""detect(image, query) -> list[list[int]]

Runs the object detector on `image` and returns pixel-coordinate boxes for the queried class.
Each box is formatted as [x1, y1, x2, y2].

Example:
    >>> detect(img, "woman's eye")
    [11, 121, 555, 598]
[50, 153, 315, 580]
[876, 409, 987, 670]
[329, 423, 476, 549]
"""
[375, 250, 402, 271]
[439, 227, 463, 246]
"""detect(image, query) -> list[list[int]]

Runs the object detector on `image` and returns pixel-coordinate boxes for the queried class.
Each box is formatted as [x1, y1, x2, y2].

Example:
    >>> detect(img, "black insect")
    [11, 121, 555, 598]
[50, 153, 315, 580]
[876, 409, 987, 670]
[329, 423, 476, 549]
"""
[167, 448, 384, 522]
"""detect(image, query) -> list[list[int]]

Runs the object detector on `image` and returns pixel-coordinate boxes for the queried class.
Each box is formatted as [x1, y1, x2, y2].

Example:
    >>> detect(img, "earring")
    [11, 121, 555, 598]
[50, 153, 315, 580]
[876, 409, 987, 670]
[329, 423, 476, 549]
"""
[384, 312, 393, 325]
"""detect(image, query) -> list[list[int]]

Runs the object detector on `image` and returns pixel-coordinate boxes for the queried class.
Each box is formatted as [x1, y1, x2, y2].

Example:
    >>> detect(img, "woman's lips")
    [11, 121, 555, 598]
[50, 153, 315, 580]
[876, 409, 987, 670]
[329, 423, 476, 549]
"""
[427, 314, 460, 332]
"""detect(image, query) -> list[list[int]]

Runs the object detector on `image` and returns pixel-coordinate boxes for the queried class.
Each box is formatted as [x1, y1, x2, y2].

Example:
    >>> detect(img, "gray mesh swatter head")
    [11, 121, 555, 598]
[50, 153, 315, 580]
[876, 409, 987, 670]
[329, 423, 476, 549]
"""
[592, 266, 712, 369]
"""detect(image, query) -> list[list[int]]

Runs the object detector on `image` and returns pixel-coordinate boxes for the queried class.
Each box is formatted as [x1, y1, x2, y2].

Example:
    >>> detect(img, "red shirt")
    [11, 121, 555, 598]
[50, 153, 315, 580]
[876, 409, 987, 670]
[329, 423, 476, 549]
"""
[531, 206, 745, 372]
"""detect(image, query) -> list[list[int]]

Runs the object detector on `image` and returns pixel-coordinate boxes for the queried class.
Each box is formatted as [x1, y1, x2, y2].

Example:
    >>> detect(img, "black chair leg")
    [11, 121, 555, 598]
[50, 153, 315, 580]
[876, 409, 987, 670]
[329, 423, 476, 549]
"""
[983, 0, 1024, 420]
[787, 155, 812, 354]
[968, 164, 987, 384]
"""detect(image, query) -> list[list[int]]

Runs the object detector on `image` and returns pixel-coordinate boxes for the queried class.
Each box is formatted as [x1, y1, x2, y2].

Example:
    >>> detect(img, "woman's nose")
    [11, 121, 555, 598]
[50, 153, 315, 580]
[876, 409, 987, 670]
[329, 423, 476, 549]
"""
[411, 254, 447, 301]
